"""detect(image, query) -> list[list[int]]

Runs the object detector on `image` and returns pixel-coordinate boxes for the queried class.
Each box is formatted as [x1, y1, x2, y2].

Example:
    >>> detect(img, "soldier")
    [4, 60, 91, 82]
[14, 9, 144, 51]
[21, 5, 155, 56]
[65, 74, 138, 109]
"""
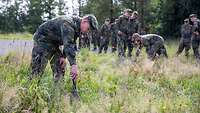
[132, 33, 168, 60]
[127, 11, 140, 57]
[110, 19, 118, 53]
[99, 18, 111, 53]
[176, 18, 192, 57]
[117, 9, 133, 58]
[31, 15, 98, 97]
[190, 14, 200, 63]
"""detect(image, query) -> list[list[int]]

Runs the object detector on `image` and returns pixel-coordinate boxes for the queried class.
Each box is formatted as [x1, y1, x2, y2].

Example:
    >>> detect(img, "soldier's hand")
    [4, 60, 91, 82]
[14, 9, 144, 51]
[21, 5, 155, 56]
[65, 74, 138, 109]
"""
[71, 65, 78, 80]
[59, 45, 64, 54]
[118, 31, 122, 35]
[196, 32, 199, 35]
[194, 31, 199, 36]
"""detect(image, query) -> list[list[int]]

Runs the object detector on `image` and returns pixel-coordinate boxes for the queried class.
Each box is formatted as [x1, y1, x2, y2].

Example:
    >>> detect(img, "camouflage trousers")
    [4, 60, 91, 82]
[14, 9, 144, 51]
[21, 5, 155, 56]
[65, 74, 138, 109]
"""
[176, 38, 191, 57]
[191, 36, 200, 60]
[30, 42, 66, 82]
[127, 37, 134, 57]
[117, 34, 128, 57]
[79, 37, 90, 49]
[111, 35, 117, 53]
[91, 36, 99, 50]
[146, 42, 168, 60]
[99, 37, 110, 53]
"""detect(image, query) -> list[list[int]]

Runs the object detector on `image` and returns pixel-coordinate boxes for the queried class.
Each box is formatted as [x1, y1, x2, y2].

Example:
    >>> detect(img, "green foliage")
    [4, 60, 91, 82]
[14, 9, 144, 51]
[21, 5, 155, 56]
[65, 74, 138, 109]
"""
[0, 0, 66, 34]
[82, 0, 121, 24]
[42, 0, 57, 19]
[156, 0, 200, 37]
[25, 0, 44, 33]
[1, 0, 200, 37]
[0, 33, 32, 40]
[0, 0, 25, 33]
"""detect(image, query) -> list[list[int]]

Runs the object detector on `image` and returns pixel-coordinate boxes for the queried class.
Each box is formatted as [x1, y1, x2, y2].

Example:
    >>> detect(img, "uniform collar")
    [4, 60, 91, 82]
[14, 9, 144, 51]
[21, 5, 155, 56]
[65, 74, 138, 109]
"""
[72, 16, 81, 34]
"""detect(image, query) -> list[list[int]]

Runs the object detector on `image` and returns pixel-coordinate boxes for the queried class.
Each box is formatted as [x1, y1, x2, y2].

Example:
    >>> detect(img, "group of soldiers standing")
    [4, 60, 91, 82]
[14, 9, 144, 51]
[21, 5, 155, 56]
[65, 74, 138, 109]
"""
[78, 9, 140, 58]
[176, 14, 200, 63]
[78, 11, 200, 63]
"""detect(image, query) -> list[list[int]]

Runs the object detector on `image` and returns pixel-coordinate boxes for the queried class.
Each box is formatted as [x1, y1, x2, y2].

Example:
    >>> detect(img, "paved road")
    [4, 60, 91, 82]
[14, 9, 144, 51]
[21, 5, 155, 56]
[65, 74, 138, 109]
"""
[0, 39, 33, 56]
[0, 39, 113, 56]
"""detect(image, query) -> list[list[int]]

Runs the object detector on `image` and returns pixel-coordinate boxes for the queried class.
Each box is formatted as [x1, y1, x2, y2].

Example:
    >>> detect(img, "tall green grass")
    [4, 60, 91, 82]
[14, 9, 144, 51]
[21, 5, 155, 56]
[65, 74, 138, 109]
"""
[0, 33, 32, 40]
[0, 45, 199, 112]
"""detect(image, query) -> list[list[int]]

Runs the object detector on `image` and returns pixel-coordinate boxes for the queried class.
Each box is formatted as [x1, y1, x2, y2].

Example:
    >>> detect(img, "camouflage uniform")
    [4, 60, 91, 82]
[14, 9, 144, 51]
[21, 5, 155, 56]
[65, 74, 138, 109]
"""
[78, 32, 90, 49]
[96, 30, 101, 49]
[177, 20, 192, 57]
[99, 23, 111, 53]
[91, 29, 100, 51]
[110, 21, 118, 53]
[136, 34, 168, 60]
[191, 20, 200, 61]
[127, 18, 140, 57]
[31, 16, 81, 81]
[117, 15, 130, 57]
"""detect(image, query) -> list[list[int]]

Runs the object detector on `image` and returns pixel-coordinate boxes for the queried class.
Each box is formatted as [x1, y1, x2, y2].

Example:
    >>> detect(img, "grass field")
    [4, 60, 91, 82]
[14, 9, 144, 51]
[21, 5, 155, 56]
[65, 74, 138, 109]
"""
[0, 33, 32, 40]
[0, 34, 200, 113]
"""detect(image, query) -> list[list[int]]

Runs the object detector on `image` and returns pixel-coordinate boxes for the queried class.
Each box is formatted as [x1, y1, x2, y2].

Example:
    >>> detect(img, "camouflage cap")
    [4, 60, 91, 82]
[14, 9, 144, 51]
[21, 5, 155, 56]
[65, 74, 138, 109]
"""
[123, 9, 133, 14]
[133, 11, 138, 15]
[184, 18, 189, 22]
[83, 14, 98, 30]
[132, 33, 140, 39]
[189, 14, 197, 18]
[105, 18, 110, 21]
[132, 33, 141, 43]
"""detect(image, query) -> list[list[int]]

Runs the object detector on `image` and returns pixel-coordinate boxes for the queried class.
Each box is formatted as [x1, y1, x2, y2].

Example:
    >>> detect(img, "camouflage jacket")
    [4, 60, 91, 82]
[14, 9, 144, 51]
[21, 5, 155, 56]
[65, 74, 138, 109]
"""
[192, 19, 200, 38]
[117, 15, 129, 34]
[110, 23, 118, 36]
[91, 29, 100, 40]
[141, 34, 164, 47]
[181, 23, 192, 40]
[100, 24, 111, 37]
[128, 19, 140, 36]
[34, 16, 81, 66]
[136, 34, 164, 57]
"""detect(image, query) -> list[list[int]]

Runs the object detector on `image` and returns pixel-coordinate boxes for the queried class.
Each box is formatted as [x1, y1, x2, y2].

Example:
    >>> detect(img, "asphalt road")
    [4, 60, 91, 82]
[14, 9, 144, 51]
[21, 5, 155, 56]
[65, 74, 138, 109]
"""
[0, 39, 33, 56]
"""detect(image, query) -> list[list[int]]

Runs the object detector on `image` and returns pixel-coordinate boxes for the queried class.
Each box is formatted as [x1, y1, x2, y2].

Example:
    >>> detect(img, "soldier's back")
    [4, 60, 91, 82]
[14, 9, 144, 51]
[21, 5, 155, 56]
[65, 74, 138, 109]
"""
[142, 34, 164, 45]
[36, 16, 79, 44]
[181, 24, 192, 39]
[128, 19, 139, 34]
[118, 15, 129, 33]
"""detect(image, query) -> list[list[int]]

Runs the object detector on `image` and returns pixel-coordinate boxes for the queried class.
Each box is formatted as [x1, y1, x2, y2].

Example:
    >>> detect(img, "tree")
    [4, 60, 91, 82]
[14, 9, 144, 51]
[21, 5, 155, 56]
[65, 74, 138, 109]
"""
[0, 0, 200, 37]
[82, 0, 121, 25]
[43, 0, 57, 19]
[0, 0, 25, 33]
[25, 0, 44, 33]
[156, 0, 200, 38]
[58, 0, 66, 15]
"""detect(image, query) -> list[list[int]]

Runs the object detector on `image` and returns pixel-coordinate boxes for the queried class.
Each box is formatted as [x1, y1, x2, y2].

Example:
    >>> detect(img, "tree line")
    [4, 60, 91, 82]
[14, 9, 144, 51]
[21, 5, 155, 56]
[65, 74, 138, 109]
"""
[0, 0, 200, 38]
[0, 0, 69, 33]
